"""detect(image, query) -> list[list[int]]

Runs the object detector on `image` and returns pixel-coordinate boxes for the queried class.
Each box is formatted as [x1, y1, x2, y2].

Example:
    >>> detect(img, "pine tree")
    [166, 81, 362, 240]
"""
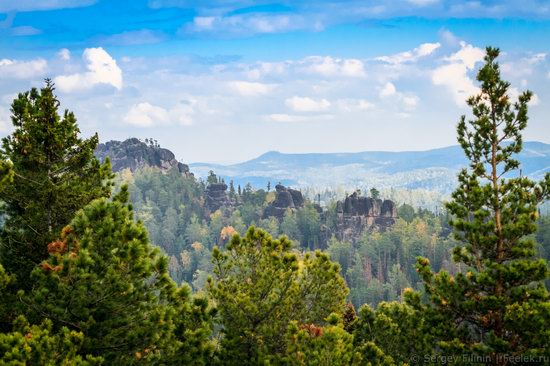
[416, 47, 550, 363]
[285, 314, 362, 365]
[229, 180, 236, 199]
[24, 187, 214, 364]
[0, 315, 102, 365]
[354, 290, 434, 365]
[0, 160, 13, 190]
[207, 227, 348, 364]
[0, 80, 113, 289]
[207, 170, 217, 185]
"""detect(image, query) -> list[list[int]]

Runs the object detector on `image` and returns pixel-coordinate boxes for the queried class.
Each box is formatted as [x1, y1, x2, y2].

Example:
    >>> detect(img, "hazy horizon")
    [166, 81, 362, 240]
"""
[184, 140, 549, 165]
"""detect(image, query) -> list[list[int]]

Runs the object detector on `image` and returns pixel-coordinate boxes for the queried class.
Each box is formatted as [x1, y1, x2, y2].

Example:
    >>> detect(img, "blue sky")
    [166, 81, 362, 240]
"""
[1, 0, 549, 163]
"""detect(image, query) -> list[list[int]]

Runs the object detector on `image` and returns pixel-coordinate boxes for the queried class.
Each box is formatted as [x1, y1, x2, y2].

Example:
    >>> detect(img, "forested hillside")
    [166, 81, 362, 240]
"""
[1, 49, 549, 365]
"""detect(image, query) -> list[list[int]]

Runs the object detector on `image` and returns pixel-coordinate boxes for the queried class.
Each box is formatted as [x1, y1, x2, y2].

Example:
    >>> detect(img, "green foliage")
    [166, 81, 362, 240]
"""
[207, 227, 348, 364]
[0, 160, 13, 191]
[0, 316, 102, 365]
[354, 290, 433, 365]
[397, 204, 415, 223]
[207, 170, 218, 184]
[329, 216, 456, 308]
[285, 315, 362, 365]
[24, 188, 214, 364]
[296, 203, 321, 250]
[0, 264, 18, 331]
[0, 80, 113, 289]
[536, 215, 550, 262]
[417, 47, 550, 362]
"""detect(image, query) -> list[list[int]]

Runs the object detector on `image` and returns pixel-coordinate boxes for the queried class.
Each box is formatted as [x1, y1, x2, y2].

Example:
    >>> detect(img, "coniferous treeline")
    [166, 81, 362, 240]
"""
[0, 48, 549, 365]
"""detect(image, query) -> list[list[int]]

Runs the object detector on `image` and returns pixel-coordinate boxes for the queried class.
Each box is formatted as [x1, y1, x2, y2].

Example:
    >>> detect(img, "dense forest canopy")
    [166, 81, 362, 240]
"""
[0, 48, 549, 365]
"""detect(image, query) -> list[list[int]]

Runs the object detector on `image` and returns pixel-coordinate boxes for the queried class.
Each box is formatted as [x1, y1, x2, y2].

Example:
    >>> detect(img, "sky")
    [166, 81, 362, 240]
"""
[0, 1, 549, 164]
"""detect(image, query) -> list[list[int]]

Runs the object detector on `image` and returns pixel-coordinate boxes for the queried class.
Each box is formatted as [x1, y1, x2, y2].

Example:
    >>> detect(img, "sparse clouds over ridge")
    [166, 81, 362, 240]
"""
[0, 26, 548, 162]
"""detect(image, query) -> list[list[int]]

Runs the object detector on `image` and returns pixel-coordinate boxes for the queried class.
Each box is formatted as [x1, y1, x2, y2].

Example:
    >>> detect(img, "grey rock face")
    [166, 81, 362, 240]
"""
[95, 138, 191, 176]
[205, 182, 232, 212]
[264, 184, 305, 219]
[334, 191, 397, 242]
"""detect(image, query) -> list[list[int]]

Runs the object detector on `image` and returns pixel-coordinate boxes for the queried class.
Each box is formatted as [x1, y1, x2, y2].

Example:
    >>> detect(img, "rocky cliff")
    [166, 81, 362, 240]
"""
[95, 138, 191, 176]
[334, 191, 397, 242]
[205, 182, 234, 212]
[263, 184, 305, 219]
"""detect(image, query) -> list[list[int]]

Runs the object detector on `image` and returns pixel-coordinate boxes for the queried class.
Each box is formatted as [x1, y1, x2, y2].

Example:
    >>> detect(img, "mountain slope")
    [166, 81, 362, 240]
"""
[190, 142, 550, 194]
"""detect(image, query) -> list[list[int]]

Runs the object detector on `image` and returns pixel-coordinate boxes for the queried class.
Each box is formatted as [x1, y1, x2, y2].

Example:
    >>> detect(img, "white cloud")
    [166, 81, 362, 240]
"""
[508, 87, 540, 107]
[0, 58, 47, 79]
[407, 0, 439, 6]
[432, 41, 484, 106]
[228, 81, 276, 96]
[54, 47, 122, 92]
[438, 28, 461, 47]
[170, 101, 195, 126]
[124, 102, 169, 127]
[266, 113, 334, 123]
[285, 96, 330, 112]
[336, 98, 374, 111]
[0, 0, 96, 12]
[123, 101, 195, 128]
[379, 82, 397, 98]
[0, 106, 12, 133]
[502, 53, 547, 78]
[402, 95, 419, 110]
[302, 56, 365, 77]
[99, 29, 165, 46]
[444, 41, 485, 69]
[246, 61, 288, 80]
[526, 53, 546, 65]
[58, 48, 71, 61]
[378, 82, 419, 110]
[11, 26, 42, 36]
[376, 42, 441, 64]
[530, 93, 540, 106]
[194, 17, 215, 29]
[185, 14, 315, 35]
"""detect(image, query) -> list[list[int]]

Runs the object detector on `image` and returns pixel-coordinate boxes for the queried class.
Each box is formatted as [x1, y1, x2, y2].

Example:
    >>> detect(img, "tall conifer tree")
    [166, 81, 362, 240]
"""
[417, 47, 550, 363]
[25, 187, 214, 364]
[0, 80, 113, 288]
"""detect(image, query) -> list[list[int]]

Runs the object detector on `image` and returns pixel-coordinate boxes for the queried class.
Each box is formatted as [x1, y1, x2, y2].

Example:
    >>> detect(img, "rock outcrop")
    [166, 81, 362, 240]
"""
[95, 138, 191, 176]
[205, 182, 233, 212]
[335, 191, 397, 242]
[263, 184, 304, 219]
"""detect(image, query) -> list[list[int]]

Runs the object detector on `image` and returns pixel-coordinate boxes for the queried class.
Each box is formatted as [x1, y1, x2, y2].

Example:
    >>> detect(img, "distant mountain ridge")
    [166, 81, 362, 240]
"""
[190, 142, 550, 194]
